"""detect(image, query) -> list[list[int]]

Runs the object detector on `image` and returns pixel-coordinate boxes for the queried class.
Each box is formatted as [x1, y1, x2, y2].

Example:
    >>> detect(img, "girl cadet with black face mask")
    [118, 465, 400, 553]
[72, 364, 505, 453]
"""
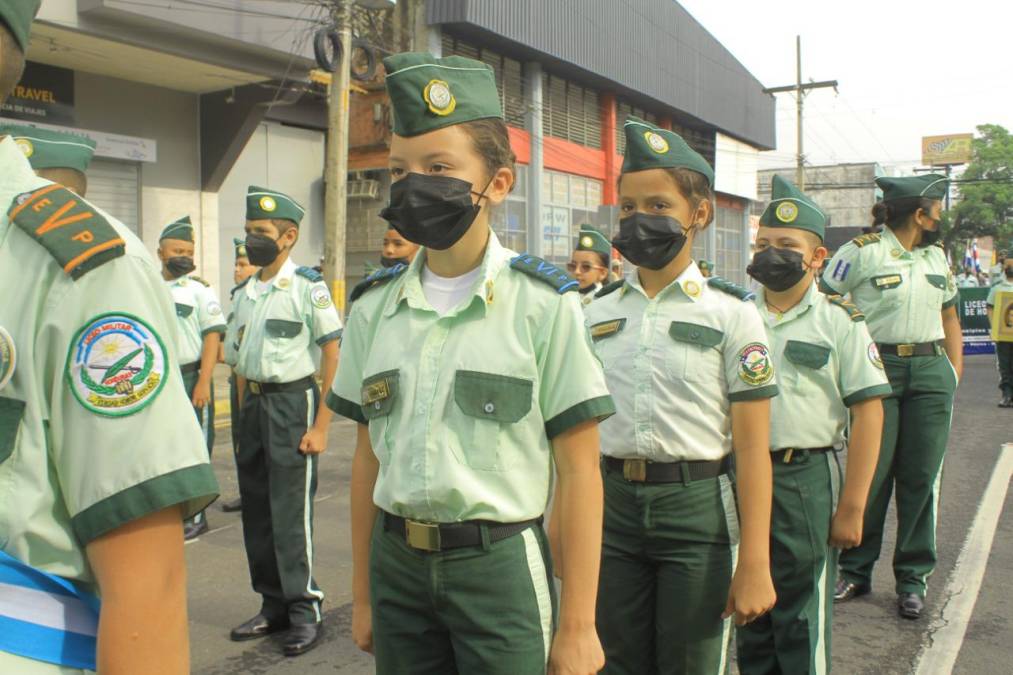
[822, 175, 962, 621]
[582, 117, 777, 675]
[327, 52, 614, 675]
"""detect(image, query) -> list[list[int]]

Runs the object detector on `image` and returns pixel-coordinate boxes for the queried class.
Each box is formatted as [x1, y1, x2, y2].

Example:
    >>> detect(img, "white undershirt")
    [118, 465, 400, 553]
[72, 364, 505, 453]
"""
[256, 279, 273, 296]
[421, 264, 482, 315]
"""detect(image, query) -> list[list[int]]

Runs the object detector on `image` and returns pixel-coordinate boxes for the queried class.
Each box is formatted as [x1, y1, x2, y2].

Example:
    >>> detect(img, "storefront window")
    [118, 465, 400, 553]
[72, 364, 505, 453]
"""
[715, 204, 746, 284]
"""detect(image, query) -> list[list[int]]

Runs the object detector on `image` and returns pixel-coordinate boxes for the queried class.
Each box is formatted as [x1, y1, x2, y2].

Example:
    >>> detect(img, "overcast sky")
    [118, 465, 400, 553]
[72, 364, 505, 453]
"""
[677, 0, 1011, 176]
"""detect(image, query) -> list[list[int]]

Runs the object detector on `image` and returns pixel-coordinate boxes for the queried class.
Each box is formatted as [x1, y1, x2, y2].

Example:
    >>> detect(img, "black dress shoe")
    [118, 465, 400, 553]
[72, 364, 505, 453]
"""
[230, 614, 290, 642]
[898, 593, 924, 620]
[282, 622, 322, 657]
[834, 577, 871, 602]
[220, 496, 243, 512]
[183, 516, 209, 541]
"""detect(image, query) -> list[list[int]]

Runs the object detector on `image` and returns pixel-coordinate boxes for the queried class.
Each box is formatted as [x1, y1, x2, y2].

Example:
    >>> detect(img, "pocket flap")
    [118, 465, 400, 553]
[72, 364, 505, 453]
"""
[784, 340, 831, 369]
[590, 318, 626, 341]
[925, 274, 947, 290]
[0, 396, 25, 464]
[361, 370, 399, 419]
[454, 370, 533, 423]
[669, 322, 723, 348]
[265, 318, 303, 338]
[871, 274, 903, 291]
[175, 303, 194, 318]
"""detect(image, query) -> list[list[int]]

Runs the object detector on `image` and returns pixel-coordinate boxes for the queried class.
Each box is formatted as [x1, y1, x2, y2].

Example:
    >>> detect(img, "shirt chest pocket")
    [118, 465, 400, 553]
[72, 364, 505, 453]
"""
[667, 322, 723, 383]
[452, 370, 533, 472]
[0, 397, 25, 465]
[589, 319, 627, 371]
[924, 274, 948, 310]
[360, 370, 399, 462]
[869, 273, 906, 307]
[175, 303, 194, 318]
[265, 319, 303, 339]
[783, 340, 831, 393]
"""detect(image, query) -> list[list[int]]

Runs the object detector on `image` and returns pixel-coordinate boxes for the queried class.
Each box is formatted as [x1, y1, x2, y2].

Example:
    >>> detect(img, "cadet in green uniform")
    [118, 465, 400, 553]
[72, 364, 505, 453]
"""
[0, 4, 219, 672]
[157, 216, 226, 539]
[986, 251, 1013, 407]
[329, 53, 614, 675]
[737, 176, 890, 674]
[380, 225, 419, 267]
[823, 174, 963, 620]
[955, 266, 979, 288]
[586, 117, 777, 675]
[568, 224, 611, 306]
[0, 124, 96, 198]
[225, 186, 342, 656]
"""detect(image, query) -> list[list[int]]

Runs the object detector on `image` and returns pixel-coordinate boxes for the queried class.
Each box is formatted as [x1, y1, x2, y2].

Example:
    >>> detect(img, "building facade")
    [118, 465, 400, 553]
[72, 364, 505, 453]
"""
[756, 163, 884, 229]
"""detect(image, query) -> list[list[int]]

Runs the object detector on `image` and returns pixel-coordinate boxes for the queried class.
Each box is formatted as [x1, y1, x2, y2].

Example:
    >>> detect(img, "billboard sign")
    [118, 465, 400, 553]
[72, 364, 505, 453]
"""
[922, 134, 973, 166]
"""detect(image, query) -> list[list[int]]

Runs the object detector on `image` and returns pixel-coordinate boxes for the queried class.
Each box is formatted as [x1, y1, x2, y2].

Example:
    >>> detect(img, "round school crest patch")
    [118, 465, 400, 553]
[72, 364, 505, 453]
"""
[868, 342, 884, 369]
[423, 79, 456, 116]
[683, 279, 701, 298]
[259, 196, 277, 212]
[775, 202, 798, 223]
[311, 285, 332, 309]
[580, 235, 594, 249]
[644, 131, 669, 154]
[0, 326, 16, 391]
[15, 138, 33, 158]
[67, 313, 168, 417]
[207, 301, 223, 317]
[738, 342, 774, 386]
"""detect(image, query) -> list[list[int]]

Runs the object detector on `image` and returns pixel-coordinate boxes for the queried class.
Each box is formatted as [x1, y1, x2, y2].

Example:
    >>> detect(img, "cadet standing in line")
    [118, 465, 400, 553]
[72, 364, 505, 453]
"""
[988, 248, 1008, 286]
[955, 266, 979, 288]
[380, 224, 419, 267]
[0, 4, 219, 673]
[157, 216, 226, 539]
[329, 52, 614, 675]
[584, 117, 777, 675]
[736, 176, 890, 674]
[568, 224, 612, 306]
[0, 124, 96, 197]
[986, 250, 1013, 407]
[824, 175, 962, 620]
[225, 186, 342, 657]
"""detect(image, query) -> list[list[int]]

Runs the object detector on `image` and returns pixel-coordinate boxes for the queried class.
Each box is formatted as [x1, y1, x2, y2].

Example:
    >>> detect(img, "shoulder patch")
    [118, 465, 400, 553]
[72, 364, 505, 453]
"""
[350, 263, 406, 303]
[595, 279, 624, 299]
[707, 276, 755, 301]
[851, 233, 881, 248]
[190, 275, 210, 287]
[510, 254, 579, 294]
[9, 184, 126, 280]
[826, 294, 865, 322]
[296, 266, 324, 282]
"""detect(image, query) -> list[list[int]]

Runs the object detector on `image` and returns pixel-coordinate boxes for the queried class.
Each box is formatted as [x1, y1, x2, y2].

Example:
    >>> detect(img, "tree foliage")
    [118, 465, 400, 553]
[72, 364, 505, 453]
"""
[945, 124, 1013, 258]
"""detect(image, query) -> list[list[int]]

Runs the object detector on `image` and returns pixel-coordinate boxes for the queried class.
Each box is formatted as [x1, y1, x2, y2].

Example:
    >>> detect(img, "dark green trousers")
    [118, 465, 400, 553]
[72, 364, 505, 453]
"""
[597, 466, 739, 675]
[996, 342, 1013, 398]
[839, 353, 956, 595]
[237, 383, 323, 625]
[182, 365, 214, 526]
[370, 515, 556, 675]
[737, 451, 841, 675]
[229, 373, 240, 453]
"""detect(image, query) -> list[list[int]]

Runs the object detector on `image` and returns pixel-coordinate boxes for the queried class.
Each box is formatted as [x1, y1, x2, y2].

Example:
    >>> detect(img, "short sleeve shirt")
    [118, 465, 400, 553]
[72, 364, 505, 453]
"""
[328, 233, 615, 523]
[757, 284, 892, 450]
[584, 263, 779, 462]
[822, 228, 957, 343]
[986, 279, 1013, 307]
[226, 259, 343, 382]
[0, 137, 218, 584]
[166, 274, 226, 365]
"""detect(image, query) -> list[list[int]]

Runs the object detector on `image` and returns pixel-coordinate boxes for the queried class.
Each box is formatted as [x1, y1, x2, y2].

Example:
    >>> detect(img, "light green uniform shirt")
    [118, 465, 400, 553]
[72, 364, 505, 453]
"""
[822, 227, 958, 343]
[986, 278, 1013, 307]
[328, 232, 615, 523]
[757, 284, 892, 450]
[585, 263, 779, 462]
[166, 274, 225, 365]
[226, 258, 343, 382]
[955, 273, 979, 288]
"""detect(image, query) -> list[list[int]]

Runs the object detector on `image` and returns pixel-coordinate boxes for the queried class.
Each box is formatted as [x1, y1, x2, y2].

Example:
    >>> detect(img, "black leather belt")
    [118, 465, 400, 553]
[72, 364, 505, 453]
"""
[877, 342, 941, 357]
[246, 375, 315, 396]
[604, 456, 730, 483]
[383, 512, 541, 553]
[771, 446, 834, 464]
[179, 361, 200, 375]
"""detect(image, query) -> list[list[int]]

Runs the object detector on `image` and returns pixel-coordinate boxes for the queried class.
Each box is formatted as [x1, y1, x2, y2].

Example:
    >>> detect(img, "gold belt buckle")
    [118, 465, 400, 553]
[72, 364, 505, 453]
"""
[783, 448, 795, 464]
[405, 520, 441, 552]
[623, 458, 648, 482]
[248, 381, 262, 395]
[897, 344, 915, 357]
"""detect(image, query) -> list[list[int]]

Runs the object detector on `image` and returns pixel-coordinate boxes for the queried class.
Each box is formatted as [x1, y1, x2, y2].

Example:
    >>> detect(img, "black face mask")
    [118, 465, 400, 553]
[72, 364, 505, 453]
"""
[166, 256, 195, 279]
[380, 173, 489, 251]
[611, 213, 689, 270]
[919, 217, 942, 247]
[747, 246, 809, 292]
[245, 233, 282, 267]
[380, 256, 410, 269]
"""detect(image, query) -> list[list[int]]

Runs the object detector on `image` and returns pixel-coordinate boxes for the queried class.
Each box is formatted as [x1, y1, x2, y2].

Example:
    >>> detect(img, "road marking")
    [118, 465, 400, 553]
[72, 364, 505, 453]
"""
[913, 443, 1013, 675]
[184, 523, 236, 545]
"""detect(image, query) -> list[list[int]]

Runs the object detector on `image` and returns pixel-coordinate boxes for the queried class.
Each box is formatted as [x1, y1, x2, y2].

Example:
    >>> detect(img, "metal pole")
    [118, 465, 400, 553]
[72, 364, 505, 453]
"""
[324, 0, 352, 316]
[525, 61, 544, 257]
[796, 35, 804, 190]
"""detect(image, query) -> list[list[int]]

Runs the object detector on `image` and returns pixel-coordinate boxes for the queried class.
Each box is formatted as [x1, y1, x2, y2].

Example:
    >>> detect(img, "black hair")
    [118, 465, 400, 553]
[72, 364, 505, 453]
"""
[871, 197, 936, 230]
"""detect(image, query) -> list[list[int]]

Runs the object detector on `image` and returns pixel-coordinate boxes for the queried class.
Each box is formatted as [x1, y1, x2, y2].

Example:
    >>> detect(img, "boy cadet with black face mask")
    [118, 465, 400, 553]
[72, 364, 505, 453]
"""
[225, 187, 343, 657]
[737, 176, 890, 674]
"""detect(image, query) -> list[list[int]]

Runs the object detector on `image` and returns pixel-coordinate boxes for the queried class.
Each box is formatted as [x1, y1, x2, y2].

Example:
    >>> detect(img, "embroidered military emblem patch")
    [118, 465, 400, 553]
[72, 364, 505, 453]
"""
[0, 326, 16, 391]
[738, 342, 774, 386]
[311, 285, 333, 309]
[67, 313, 168, 417]
[775, 202, 798, 223]
[868, 342, 884, 369]
[15, 138, 33, 158]
[259, 196, 277, 212]
[207, 301, 223, 317]
[644, 131, 669, 154]
[423, 79, 456, 116]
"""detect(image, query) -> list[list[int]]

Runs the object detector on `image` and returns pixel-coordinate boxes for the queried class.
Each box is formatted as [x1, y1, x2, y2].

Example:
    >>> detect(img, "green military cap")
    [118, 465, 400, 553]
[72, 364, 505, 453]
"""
[383, 52, 502, 137]
[876, 174, 948, 202]
[233, 237, 248, 259]
[160, 215, 194, 243]
[1, 124, 97, 173]
[246, 185, 305, 225]
[759, 174, 827, 241]
[575, 224, 611, 257]
[698, 259, 714, 273]
[0, 0, 41, 52]
[621, 116, 715, 186]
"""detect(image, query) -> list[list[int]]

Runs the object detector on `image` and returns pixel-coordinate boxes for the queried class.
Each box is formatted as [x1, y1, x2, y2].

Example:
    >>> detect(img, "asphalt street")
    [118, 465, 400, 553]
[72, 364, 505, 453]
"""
[186, 355, 1012, 674]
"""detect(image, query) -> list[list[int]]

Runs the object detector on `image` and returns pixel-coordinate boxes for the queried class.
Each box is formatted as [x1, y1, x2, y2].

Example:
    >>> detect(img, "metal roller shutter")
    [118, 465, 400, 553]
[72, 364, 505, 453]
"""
[86, 159, 140, 236]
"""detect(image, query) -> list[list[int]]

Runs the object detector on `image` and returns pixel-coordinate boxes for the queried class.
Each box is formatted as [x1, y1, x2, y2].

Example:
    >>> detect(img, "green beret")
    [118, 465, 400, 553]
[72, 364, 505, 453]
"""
[0, 0, 40, 52]
[1, 124, 96, 173]
[383, 52, 502, 138]
[759, 174, 827, 241]
[621, 116, 714, 187]
[575, 224, 611, 257]
[160, 215, 194, 243]
[876, 174, 948, 202]
[233, 237, 248, 260]
[246, 185, 305, 225]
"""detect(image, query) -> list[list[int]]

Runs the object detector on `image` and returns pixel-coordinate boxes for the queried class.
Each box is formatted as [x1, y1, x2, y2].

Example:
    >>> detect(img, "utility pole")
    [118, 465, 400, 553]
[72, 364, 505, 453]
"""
[764, 36, 838, 191]
[324, 0, 352, 316]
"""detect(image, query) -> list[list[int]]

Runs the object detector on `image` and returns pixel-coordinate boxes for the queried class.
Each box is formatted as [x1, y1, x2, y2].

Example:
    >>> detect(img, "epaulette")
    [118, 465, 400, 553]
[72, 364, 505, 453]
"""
[349, 263, 406, 302]
[851, 233, 881, 248]
[230, 277, 250, 299]
[296, 266, 324, 282]
[190, 275, 210, 287]
[595, 279, 624, 298]
[9, 184, 125, 280]
[707, 276, 755, 301]
[826, 294, 865, 322]
[510, 254, 578, 294]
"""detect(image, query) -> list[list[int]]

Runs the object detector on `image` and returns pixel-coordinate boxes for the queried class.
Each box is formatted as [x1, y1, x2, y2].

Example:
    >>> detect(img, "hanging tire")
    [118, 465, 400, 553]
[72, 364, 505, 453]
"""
[314, 28, 341, 72]
[350, 38, 377, 82]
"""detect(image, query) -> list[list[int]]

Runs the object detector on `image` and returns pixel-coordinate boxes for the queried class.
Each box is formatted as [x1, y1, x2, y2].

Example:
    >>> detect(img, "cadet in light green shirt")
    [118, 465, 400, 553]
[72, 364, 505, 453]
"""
[568, 224, 611, 306]
[0, 123, 96, 198]
[986, 251, 1013, 407]
[737, 175, 890, 675]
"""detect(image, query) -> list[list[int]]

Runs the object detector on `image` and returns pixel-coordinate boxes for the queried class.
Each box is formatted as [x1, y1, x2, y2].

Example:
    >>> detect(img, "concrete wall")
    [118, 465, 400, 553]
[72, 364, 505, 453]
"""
[757, 164, 883, 228]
